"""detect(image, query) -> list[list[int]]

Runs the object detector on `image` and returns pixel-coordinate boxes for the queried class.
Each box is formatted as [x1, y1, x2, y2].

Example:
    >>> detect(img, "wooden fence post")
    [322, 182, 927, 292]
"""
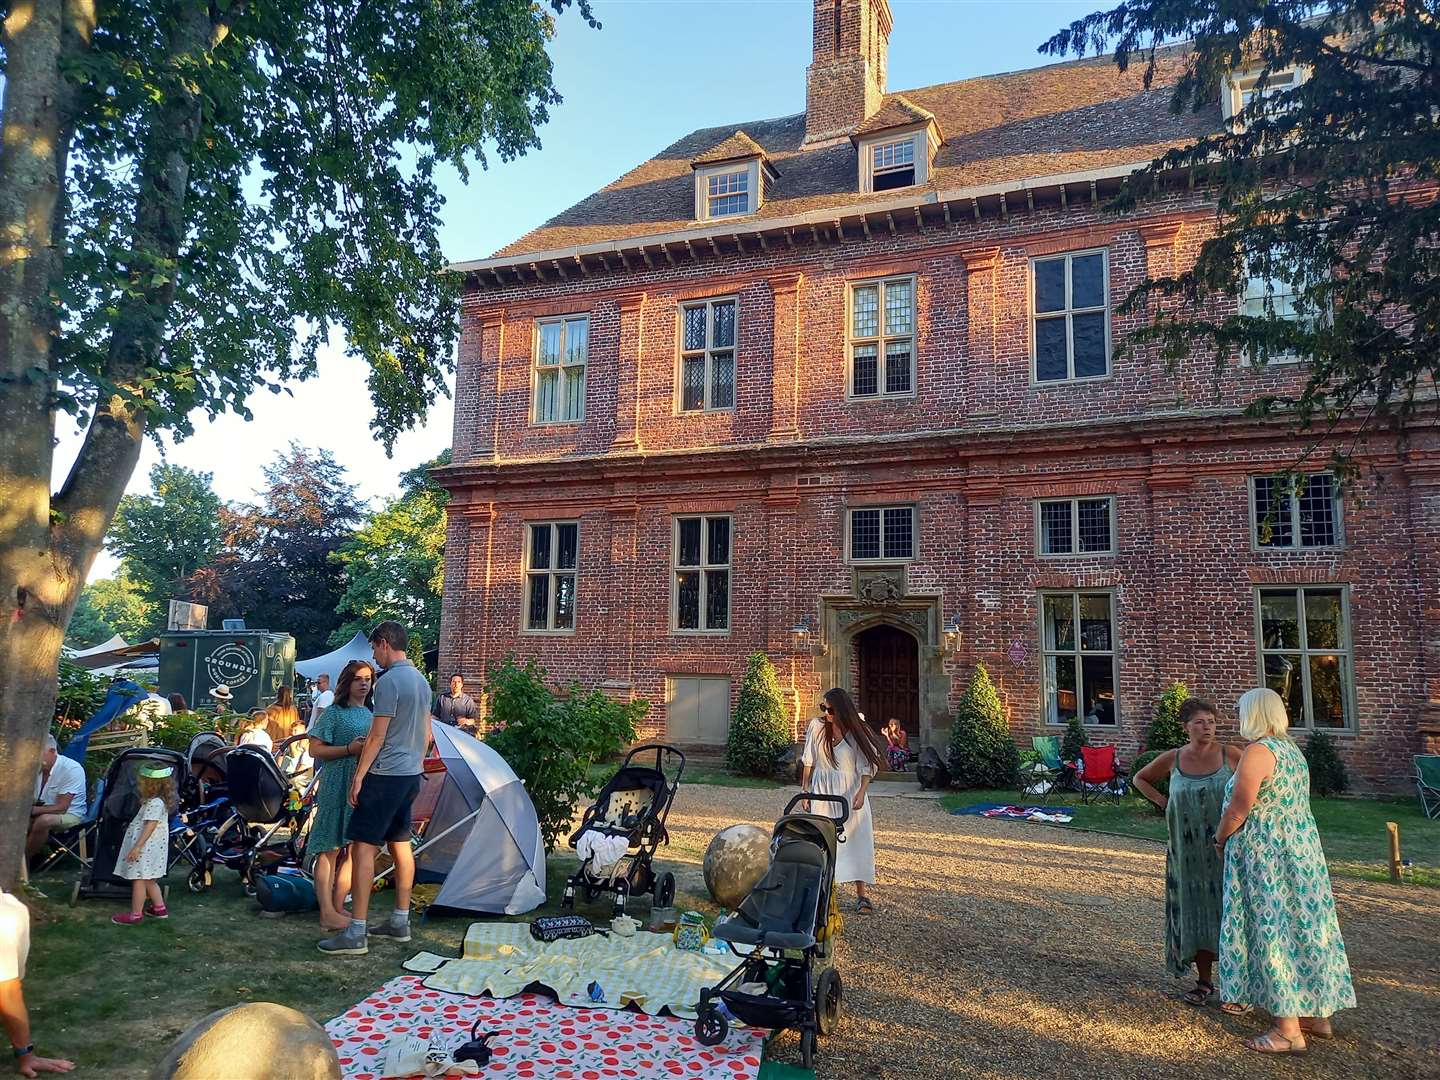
[1386, 821, 1402, 882]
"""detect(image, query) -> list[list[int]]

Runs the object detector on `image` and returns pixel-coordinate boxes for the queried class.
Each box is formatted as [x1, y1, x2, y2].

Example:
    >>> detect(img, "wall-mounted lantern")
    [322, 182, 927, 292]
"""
[789, 615, 823, 656]
[941, 616, 962, 658]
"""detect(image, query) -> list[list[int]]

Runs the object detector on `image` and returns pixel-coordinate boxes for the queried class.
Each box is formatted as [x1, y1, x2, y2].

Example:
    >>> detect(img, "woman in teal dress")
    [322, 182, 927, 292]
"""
[307, 659, 374, 931]
[1131, 698, 1241, 1005]
[1216, 687, 1356, 1054]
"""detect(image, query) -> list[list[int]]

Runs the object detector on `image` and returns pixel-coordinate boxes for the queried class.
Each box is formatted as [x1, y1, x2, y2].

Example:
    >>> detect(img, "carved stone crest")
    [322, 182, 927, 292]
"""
[853, 567, 906, 607]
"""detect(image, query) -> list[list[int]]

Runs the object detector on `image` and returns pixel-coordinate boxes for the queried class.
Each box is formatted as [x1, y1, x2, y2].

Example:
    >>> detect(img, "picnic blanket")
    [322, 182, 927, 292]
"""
[326, 975, 765, 1080]
[420, 922, 738, 1019]
[951, 802, 1075, 824]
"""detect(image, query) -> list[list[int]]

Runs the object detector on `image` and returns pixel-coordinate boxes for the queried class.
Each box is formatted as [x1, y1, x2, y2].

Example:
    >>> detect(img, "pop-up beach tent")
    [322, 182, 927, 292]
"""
[417, 723, 547, 916]
[295, 631, 374, 689]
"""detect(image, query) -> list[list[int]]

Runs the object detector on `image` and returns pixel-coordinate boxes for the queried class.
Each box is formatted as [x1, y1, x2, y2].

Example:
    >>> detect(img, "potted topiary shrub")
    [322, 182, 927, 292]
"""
[726, 651, 794, 777]
[947, 662, 1020, 789]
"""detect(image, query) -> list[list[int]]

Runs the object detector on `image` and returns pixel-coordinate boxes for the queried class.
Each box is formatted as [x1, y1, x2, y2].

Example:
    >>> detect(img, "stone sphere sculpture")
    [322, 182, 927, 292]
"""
[151, 1002, 340, 1080]
[703, 823, 772, 909]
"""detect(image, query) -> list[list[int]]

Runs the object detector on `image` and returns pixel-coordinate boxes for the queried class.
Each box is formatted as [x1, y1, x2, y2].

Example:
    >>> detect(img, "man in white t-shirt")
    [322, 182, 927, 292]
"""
[26, 736, 88, 862]
[307, 674, 335, 728]
[0, 886, 74, 1076]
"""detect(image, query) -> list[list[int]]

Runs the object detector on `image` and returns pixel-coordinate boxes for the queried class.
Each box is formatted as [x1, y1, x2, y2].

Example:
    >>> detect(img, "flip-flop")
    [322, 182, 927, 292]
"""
[1181, 981, 1215, 1006]
[1244, 1032, 1307, 1055]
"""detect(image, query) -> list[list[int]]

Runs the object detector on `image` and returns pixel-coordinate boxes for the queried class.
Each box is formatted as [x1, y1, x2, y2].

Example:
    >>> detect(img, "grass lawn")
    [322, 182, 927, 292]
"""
[938, 788, 1440, 887]
[20, 854, 725, 1079]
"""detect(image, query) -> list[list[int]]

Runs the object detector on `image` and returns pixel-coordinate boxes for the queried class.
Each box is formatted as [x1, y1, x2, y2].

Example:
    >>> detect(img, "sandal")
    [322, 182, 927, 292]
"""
[855, 897, 874, 915]
[1181, 981, 1215, 1006]
[1244, 1032, 1307, 1055]
[1220, 1002, 1254, 1016]
[1299, 1019, 1334, 1040]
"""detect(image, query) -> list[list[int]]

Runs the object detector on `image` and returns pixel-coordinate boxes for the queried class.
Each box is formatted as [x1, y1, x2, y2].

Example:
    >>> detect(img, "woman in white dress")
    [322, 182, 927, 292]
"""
[799, 687, 888, 914]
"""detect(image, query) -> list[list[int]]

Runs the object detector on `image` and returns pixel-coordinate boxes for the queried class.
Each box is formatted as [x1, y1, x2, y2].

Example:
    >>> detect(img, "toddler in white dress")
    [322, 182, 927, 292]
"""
[112, 764, 176, 925]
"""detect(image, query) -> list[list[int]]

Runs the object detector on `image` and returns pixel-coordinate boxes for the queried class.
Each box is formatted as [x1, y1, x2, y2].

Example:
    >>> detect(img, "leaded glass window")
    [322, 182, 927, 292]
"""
[1257, 586, 1351, 728]
[1252, 473, 1340, 549]
[674, 516, 730, 632]
[1033, 251, 1109, 383]
[848, 506, 914, 562]
[534, 316, 587, 424]
[678, 298, 737, 412]
[848, 277, 914, 398]
[1042, 592, 1117, 726]
[525, 522, 578, 632]
[1036, 497, 1115, 556]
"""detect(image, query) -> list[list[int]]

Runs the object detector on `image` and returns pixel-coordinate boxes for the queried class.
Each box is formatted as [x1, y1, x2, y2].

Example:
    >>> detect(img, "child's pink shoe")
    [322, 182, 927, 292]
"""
[143, 902, 168, 919]
[111, 912, 144, 925]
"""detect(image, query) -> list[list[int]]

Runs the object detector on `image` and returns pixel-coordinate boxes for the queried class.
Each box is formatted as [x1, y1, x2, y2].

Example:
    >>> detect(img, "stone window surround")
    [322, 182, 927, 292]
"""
[675, 295, 739, 414]
[531, 313, 588, 426]
[522, 520, 579, 634]
[846, 503, 916, 564]
[1038, 588, 1119, 728]
[1253, 584, 1356, 731]
[845, 273, 917, 401]
[1034, 495, 1117, 557]
[1029, 247, 1111, 386]
[1248, 472, 1344, 552]
[671, 513, 732, 635]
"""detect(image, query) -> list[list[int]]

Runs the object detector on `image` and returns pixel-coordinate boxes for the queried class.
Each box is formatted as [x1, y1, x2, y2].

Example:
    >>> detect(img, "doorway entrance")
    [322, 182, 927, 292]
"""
[855, 624, 919, 738]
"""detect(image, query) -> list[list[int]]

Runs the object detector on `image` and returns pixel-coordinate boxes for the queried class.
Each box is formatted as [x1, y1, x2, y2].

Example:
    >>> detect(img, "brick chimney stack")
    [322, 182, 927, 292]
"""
[804, 0, 892, 145]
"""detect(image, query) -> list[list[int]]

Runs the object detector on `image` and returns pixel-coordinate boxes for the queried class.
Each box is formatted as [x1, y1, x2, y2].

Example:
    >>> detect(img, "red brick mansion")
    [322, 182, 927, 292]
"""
[436, 0, 1440, 788]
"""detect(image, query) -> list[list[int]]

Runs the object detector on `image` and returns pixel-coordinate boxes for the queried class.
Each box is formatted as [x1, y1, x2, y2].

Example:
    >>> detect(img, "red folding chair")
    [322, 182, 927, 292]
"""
[1077, 744, 1128, 804]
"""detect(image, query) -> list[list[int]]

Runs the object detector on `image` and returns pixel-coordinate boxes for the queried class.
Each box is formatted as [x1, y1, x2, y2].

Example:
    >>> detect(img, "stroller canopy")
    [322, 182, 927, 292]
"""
[423, 724, 546, 916]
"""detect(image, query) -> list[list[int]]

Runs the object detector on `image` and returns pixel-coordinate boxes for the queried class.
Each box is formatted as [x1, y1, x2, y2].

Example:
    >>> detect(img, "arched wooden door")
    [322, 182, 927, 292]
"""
[856, 624, 919, 738]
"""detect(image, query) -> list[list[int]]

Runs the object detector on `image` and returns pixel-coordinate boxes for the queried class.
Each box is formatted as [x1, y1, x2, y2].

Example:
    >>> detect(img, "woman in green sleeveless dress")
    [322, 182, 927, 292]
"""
[1216, 687, 1356, 1055]
[1132, 698, 1241, 1004]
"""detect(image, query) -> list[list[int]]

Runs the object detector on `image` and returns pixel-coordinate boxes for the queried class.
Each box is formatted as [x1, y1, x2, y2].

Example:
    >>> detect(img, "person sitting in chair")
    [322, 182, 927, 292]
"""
[881, 719, 909, 772]
[25, 737, 87, 866]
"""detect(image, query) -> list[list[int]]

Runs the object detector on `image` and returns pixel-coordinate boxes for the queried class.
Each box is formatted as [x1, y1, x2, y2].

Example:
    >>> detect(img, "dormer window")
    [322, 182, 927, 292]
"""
[706, 169, 750, 218]
[1223, 66, 1307, 130]
[870, 137, 916, 191]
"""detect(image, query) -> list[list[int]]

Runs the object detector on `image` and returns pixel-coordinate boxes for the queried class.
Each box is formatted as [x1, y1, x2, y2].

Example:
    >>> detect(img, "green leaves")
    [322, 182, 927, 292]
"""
[948, 662, 1021, 789]
[726, 651, 793, 777]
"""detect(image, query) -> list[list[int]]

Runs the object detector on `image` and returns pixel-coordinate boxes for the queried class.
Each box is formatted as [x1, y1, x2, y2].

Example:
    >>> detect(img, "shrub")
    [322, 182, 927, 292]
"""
[947, 662, 1020, 789]
[1060, 715, 1088, 764]
[1146, 681, 1190, 752]
[483, 656, 645, 850]
[150, 710, 219, 752]
[1129, 749, 1169, 807]
[726, 652, 793, 776]
[1303, 730, 1349, 797]
[55, 659, 107, 726]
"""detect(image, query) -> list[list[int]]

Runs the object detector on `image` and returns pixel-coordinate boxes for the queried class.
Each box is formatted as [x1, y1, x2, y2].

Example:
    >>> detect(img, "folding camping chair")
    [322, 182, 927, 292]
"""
[1019, 736, 1063, 799]
[1415, 755, 1440, 820]
[33, 777, 105, 875]
[1076, 745, 1128, 804]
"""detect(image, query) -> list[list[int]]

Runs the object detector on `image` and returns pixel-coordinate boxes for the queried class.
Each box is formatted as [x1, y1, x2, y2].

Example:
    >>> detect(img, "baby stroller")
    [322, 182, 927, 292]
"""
[70, 746, 189, 905]
[188, 737, 313, 895]
[562, 744, 685, 917]
[694, 793, 848, 1070]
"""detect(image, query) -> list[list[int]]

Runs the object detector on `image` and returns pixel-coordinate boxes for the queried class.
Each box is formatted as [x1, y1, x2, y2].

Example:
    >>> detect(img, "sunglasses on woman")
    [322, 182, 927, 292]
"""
[819, 704, 835, 715]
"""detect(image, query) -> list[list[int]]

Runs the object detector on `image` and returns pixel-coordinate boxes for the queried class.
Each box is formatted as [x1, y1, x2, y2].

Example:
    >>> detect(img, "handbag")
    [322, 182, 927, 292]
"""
[530, 914, 596, 943]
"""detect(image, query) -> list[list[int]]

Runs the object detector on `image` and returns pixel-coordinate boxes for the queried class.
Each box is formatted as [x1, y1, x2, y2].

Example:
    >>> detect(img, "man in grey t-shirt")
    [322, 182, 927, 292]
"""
[319, 620, 432, 956]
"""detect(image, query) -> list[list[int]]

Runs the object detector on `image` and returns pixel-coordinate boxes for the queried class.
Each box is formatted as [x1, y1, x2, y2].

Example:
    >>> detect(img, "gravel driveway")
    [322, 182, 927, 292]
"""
[662, 784, 1440, 1080]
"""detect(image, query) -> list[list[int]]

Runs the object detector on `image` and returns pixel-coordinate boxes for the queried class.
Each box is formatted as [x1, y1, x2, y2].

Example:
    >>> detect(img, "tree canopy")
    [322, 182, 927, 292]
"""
[1042, 1, 1440, 447]
[109, 463, 224, 619]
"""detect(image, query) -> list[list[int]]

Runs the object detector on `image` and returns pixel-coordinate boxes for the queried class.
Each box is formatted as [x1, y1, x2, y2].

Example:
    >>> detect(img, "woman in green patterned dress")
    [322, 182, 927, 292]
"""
[1215, 687, 1356, 1054]
[307, 660, 374, 931]
[1132, 698, 1241, 1005]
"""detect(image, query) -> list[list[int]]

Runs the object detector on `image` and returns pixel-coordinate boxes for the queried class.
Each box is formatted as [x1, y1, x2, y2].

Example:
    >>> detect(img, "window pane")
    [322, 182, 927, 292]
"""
[1299, 474, 1337, 547]
[1043, 594, 1075, 651]
[1071, 312, 1107, 378]
[1045, 654, 1078, 724]
[1303, 589, 1344, 650]
[1039, 502, 1072, 555]
[710, 351, 734, 409]
[852, 286, 879, 338]
[526, 574, 549, 630]
[553, 574, 575, 631]
[882, 507, 913, 559]
[563, 366, 585, 420]
[706, 516, 730, 566]
[1260, 590, 1301, 650]
[683, 306, 707, 352]
[1254, 477, 1293, 547]
[677, 518, 701, 567]
[1077, 499, 1111, 553]
[1035, 259, 1065, 313]
[676, 571, 700, 630]
[538, 322, 562, 367]
[529, 525, 551, 570]
[884, 341, 912, 394]
[555, 523, 578, 570]
[535, 369, 558, 422]
[1035, 317, 1067, 382]
[1078, 595, 1112, 652]
[705, 570, 729, 630]
[565, 318, 588, 364]
[852, 344, 878, 396]
[1071, 253, 1104, 309]
[712, 300, 736, 348]
[681, 355, 706, 411]
[1263, 653, 1304, 722]
[851, 509, 881, 560]
[884, 280, 913, 335]
[1081, 655, 1116, 725]
[1308, 654, 1348, 728]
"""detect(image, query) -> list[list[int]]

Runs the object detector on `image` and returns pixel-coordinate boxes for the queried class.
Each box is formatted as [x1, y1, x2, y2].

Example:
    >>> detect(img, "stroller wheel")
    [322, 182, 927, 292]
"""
[800, 1029, 816, 1070]
[188, 867, 208, 893]
[654, 871, 675, 909]
[815, 968, 843, 1036]
[694, 1009, 729, 1047]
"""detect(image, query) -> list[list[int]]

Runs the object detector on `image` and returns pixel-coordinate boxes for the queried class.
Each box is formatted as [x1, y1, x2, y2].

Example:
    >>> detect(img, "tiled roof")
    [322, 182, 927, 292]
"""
[691, 130, 770, 169]
[492, 48, 1218, 258]
[854, 93, 938, 138]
